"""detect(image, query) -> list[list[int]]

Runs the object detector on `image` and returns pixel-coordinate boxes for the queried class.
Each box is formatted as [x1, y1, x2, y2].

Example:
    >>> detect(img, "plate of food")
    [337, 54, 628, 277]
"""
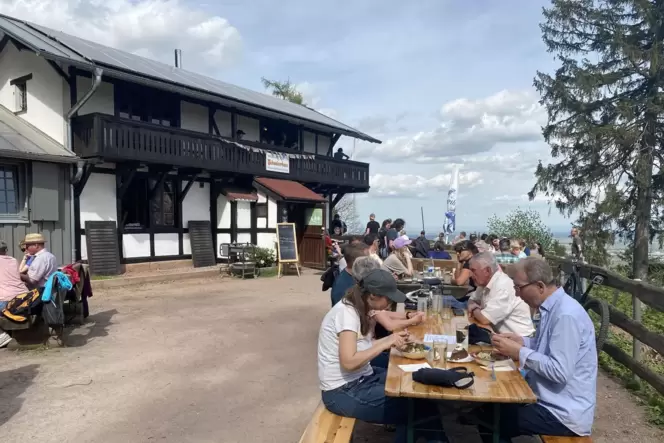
[470, 350, 512, 367]
[399, 343, 430, 359]
[448, 345, 472, 363]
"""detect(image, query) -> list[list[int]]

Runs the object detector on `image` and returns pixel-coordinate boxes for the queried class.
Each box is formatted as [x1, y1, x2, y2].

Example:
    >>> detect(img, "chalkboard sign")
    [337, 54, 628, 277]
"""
[277, 223, 299, 263]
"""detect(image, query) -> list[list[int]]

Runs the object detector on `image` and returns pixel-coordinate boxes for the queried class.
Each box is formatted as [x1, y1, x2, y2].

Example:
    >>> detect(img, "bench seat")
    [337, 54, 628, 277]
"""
[299, 403, 356, 443]
[540, 436, 593, 443]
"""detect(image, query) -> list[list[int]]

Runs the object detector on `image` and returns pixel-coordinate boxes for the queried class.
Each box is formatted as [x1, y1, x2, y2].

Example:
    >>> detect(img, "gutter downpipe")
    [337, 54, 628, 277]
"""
[68, 67, 103, 261]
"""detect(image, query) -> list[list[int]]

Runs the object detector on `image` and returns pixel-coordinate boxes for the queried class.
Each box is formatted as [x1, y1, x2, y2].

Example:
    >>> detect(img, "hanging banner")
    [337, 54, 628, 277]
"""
[266, 152, 290, 174]
[445, 167, 459, 236]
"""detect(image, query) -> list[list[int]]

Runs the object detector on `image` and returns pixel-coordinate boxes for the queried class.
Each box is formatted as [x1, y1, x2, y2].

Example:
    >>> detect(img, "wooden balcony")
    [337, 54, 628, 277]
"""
[71, 113, 369, 190]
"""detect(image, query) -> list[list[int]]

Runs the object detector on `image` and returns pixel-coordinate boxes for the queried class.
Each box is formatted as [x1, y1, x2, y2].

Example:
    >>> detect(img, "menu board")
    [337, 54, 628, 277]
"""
[277, 223, 299, 263]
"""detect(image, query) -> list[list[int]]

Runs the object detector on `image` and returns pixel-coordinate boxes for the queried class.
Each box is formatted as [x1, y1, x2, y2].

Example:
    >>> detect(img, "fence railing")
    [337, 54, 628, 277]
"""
[546, 256, 664, 397]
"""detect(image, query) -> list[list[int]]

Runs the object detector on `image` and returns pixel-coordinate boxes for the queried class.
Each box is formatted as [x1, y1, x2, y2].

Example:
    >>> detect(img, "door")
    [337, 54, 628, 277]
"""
[284, 202, 325, 269]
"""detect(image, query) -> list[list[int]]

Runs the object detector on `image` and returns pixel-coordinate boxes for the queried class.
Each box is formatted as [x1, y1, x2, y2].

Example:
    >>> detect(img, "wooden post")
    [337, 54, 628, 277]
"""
[632, 279, 643, 383]
[612, 288, 620, 306]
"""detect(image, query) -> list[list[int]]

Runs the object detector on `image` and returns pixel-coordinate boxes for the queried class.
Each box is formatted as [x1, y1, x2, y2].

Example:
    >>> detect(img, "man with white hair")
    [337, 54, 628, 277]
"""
[467, 252, 535, 336]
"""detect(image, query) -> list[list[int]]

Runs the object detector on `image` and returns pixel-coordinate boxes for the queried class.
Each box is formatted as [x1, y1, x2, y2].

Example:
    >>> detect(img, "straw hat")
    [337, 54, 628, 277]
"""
[23, 233, 47, 245]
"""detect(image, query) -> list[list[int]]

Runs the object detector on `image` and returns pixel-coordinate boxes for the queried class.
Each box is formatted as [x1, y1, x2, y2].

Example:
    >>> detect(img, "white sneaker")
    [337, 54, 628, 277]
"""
[0, 332, 12, 348]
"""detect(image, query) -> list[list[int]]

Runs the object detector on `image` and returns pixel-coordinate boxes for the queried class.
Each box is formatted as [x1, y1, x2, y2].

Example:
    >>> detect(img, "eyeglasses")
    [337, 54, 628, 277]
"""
[514, 282, 537, 292]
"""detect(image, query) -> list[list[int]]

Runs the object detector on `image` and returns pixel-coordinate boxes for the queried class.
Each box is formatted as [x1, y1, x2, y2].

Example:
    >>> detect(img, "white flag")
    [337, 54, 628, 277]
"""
[445, 167, 459, 234]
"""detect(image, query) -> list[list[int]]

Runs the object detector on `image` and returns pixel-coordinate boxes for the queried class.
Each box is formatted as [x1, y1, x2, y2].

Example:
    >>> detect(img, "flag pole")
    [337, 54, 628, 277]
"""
[421, 206, 425, 232]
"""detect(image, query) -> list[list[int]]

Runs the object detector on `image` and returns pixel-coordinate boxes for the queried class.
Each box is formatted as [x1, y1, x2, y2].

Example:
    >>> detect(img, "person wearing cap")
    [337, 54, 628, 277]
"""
[383, 235, 413, 278]
[0, 241, 30, 347]
[318, 268, 444, 440]
[20, 233, 57, 291]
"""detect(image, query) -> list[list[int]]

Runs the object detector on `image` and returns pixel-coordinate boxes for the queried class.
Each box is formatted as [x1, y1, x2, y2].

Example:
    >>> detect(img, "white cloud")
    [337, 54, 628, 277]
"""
[369, 171, 483, 198]
[356, 89, 546, 163]
[0, 0, 242, 67]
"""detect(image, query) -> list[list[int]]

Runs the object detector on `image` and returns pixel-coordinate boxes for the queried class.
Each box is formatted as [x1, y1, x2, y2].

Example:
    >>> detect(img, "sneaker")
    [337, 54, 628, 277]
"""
[0, 332, 12, 348]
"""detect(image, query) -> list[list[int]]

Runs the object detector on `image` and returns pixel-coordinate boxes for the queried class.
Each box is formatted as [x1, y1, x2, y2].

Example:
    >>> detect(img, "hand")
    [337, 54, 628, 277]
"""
[493, 333, 524, 346]
[409, 312, 425, 325]
[492, 334, 523, 360]
[389, 330, 410, 349]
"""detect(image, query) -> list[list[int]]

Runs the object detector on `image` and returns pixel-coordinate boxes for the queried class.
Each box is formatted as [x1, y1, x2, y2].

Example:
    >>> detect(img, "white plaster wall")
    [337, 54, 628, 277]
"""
[214, 109, 232, 137]
[237, 233, 251, 244]
[123, 234, 151, 258]
[180, 101, 209, 133]
[268, 197, 278, 229]
[0, 42, 67, 144]
[182, 181, 210, 227]
[154, 233, 179, 256]
[257, 232, 277, 251]
[318, 134, 331, 155]
[216, 233, 232, 258]
[217, 194, 231, 229]
[80, 235, 88, 260]
[257, 192, 267, 203]
[79, 172, 116, 228]
[257, 217, 267, 229]
[303, 131, 316, 154]
[237, 201, 251, 229]
[237, 114, 260, 141]
[77, 77, 114, 115]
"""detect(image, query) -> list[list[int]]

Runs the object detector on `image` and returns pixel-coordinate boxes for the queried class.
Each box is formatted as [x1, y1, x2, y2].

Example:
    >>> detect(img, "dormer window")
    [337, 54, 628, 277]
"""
[10, 74, 32, 115]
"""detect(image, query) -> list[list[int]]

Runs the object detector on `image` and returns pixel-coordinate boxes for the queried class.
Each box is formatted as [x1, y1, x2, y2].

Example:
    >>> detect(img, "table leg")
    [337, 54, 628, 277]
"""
[408, 398, 415, 443]
[492, 403, 500, 443]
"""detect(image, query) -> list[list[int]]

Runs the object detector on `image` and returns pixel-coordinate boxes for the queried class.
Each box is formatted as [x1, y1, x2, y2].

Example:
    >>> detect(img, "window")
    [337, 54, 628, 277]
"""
[0, 163, 27, 221]
[260, 118, 299, 149]
[10, 74, 32, 114]
[116, 81, 179, 127]
[122, 175, 177, 229]
[255, 203, 267, 218]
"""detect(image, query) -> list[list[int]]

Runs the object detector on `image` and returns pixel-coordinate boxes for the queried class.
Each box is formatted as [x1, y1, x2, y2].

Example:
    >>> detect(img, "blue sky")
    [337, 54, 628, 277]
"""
[2, 0, 575, 232]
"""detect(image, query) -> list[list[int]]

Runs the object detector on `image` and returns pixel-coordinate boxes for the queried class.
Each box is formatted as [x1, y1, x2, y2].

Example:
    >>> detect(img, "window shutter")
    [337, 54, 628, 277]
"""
[31, 162, 60, 221]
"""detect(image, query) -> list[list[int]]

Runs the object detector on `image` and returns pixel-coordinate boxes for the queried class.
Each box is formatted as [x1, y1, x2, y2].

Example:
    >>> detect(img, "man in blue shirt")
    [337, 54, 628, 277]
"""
[330, 243, 368, 306]
[492, 256, 597, 439]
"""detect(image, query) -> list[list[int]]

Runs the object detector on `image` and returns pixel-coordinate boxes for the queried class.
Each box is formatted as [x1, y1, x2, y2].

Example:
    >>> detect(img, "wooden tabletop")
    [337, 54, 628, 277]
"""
[385, 313, 537, 404]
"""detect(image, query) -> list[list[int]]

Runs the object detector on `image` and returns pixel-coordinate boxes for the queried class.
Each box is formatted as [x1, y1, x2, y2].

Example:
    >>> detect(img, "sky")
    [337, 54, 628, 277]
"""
[0, 0, 574, 232]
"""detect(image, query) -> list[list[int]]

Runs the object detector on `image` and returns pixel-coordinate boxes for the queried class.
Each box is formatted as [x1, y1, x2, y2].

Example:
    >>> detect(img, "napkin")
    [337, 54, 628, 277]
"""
[480, 360, 517, 371]
[398, 363, 431, 372]
[423, 334, 456, 344]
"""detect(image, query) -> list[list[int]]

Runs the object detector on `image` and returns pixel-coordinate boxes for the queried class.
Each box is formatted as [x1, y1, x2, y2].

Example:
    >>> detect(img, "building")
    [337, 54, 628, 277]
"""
[0, 14, 379, 268]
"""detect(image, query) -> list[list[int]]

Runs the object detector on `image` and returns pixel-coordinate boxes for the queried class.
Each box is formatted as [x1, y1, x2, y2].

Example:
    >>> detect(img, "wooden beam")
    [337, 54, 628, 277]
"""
[73, 163, 93, 198]
[178, 172, 201, 204]
[116, 168, 136, 200]
[330, 133, 341, 150]
[602, 342, 664, 396]
[231, 109, 238, 140]
[147, 171, 168, 201]
[209, 106, 221, 136]
[0, 35, 10, 55]
[47, 60, 70, 82]
[331, 193, 345, 209]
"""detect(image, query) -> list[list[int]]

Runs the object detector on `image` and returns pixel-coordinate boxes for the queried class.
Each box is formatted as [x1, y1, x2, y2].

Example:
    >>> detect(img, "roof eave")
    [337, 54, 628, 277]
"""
[0, 150, 78, 164]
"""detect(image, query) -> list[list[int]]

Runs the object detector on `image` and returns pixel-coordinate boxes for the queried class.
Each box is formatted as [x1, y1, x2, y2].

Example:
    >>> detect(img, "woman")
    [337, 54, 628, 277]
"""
[530, 241, 545, 258]
[377, 219, 392, 259]
[383, 235, 414, 278]
[486, 234, 499, 253]
[452, 240, 478, 304]
[511, 240, 527, 259]
[318, 268, 443, 441]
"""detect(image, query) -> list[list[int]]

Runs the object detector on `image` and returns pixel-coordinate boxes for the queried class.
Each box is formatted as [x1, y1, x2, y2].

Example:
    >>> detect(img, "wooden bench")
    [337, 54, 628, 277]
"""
[540, 436, 593, 442]
[299, 403, 356, 443]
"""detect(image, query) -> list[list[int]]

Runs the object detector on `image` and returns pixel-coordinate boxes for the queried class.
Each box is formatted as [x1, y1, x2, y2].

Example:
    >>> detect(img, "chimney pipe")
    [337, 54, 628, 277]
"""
[174, 49, 182, 68]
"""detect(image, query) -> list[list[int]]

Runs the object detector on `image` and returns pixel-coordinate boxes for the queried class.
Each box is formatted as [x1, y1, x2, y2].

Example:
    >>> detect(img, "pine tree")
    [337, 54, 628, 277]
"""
[260, 77, 305, 105]
[530, 0, 664, 279]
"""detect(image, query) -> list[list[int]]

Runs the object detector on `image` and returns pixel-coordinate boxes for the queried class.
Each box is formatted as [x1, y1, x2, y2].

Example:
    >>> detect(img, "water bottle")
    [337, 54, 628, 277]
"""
[417, 294, 427, 315]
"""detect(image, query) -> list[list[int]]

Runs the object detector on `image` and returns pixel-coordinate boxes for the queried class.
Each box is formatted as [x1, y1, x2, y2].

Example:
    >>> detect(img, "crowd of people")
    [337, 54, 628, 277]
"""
[318, 215, 596, 442]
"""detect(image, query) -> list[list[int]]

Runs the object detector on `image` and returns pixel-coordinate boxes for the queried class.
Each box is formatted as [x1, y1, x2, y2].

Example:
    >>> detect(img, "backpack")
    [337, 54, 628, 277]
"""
[1, 289, 41, 323]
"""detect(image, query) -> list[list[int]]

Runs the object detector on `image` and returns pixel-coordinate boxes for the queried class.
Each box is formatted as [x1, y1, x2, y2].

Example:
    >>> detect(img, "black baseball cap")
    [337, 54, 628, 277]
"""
[359, 269, 407, 303]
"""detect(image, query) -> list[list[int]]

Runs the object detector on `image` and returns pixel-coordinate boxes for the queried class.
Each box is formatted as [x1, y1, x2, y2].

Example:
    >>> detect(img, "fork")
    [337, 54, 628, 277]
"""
[490, 360, 496, 381]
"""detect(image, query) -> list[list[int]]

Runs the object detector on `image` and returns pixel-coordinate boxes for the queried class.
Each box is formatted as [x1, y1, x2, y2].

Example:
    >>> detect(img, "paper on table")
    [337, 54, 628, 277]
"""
[398, 363, 431, 372]
[423, 334, 456, 345]
[480, 360, 517, 371]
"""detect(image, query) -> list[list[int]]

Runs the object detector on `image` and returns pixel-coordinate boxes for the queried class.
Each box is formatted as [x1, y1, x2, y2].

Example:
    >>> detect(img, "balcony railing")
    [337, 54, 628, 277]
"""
[71, 113, 369, 189]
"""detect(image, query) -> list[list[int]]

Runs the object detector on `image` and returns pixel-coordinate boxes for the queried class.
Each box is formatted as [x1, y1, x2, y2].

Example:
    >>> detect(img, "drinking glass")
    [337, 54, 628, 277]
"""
[441, 296, 453, 320]
[432, 339, 448, 369]
[455, 320, 469, 351]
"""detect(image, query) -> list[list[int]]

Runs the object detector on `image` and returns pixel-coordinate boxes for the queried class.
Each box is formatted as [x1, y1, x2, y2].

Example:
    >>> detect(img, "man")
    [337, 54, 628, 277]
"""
[494, 238, 519, 264]
[492, 257, 596, 439]
[386, 218, 405, 251]
[365, 213, 380, 235]
[330, 214, 343, 236]
[475, 234, 490, 252]
[333, 147, 349, 160]
[363, 233, 383, 265]
[467, 252, 534, 336]
[412, 230, 430, 258]
[0, 241, 29, 347]
[452, 231, 466, 244]
[571, 227, 584, 261]
[330, 243, 368, 306]
[20, 233, 57, 291]
[511, 240, 527, 259]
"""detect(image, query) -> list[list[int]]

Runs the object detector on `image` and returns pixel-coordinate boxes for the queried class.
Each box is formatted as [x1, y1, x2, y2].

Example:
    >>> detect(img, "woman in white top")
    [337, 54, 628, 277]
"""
[383, 235, 414, 278]
[317, 268, 445, 442]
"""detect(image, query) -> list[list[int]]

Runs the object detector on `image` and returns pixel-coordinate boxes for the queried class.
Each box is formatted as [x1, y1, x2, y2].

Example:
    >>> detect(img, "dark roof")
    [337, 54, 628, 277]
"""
[0, 105, 77, 163]
[0, 14, 381, 144]
[254, 177, 326, 202]
[222, 189, 258, 202]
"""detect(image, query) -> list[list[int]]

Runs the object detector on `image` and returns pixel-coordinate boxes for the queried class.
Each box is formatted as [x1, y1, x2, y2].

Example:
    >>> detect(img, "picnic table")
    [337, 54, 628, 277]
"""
[396, 280, 469, 299]
[385, 312, 537, 443]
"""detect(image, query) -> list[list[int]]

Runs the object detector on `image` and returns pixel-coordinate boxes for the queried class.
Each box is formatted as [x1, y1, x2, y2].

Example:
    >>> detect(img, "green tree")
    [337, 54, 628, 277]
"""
[529, 0, 664, 279]
[261, 77, 305, 104]
[487, 208, 558, 254]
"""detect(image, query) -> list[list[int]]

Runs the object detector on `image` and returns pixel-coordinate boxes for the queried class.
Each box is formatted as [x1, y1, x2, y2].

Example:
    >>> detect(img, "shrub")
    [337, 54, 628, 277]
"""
[487, 207, 556, 253]
[252, 247, 275, 268]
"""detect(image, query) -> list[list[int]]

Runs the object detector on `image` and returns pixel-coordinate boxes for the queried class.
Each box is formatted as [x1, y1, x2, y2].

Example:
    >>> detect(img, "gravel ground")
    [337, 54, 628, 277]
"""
[0, 271, 662, 442]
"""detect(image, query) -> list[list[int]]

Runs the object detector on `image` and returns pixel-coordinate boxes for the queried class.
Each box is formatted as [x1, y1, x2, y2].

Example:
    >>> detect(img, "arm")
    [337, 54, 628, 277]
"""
[476, 285, 515, 326]
[405, 255, 414, 277]
[342, 153, 350, 160]
[453, 267, 472, 286]
[338, 330, 395, 371]
[372, 310, 422, 332]
[18, 255, 29, 274]
[519, 315, 581, 384]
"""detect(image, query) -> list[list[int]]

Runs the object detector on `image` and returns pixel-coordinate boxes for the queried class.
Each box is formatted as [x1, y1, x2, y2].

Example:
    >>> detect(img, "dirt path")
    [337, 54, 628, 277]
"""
[0, 273, 662, 442]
